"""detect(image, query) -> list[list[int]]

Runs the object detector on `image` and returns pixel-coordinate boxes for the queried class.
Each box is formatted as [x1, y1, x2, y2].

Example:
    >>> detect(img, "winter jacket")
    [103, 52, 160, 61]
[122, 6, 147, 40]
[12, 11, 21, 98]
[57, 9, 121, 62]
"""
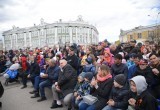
[109, 86, 129, 109]
[83, 64, 96, 76]
[135, 90, 158, 110]
[46, 65, 60, 83]
[58, 64, 77, 97]
[91, 78, 113, 110]
[76, 81, 92, 96]
[128, 64, 138, 79]
[111, 63, 128, 79]
[130, 76, 158, 110]
[29, 62, 40, 78]
[66, 54, 79, 70]
[133, 66, 154, 86]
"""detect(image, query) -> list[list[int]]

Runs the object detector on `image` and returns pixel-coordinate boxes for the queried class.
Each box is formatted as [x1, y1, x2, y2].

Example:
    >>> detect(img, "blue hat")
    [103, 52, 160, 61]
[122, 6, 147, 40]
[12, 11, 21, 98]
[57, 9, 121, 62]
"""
[84, 72, 93, 81]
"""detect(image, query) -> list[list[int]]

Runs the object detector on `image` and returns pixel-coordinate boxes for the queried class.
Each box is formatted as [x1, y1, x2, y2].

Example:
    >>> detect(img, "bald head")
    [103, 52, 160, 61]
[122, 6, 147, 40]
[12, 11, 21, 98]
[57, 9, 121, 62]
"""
[59, 59, 67, 68]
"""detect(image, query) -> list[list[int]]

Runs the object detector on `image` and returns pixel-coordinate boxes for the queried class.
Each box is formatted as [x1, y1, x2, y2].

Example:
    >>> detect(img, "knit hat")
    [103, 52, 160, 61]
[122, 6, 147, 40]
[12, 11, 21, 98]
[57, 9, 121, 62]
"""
[85, 57, 93, 64]
[114, 74, 126, 86]
[84, 72, 93, 81]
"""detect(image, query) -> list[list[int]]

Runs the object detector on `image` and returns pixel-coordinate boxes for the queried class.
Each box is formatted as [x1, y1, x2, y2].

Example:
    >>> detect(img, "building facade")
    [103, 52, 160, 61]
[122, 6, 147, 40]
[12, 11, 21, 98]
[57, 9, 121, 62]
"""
[2, 16, 99, 50]
[119, 23, 160, 43]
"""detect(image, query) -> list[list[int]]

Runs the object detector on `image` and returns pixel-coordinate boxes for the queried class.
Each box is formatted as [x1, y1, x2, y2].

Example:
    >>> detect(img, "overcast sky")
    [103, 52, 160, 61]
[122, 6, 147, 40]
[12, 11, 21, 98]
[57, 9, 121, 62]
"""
[0, 0, 160, 42]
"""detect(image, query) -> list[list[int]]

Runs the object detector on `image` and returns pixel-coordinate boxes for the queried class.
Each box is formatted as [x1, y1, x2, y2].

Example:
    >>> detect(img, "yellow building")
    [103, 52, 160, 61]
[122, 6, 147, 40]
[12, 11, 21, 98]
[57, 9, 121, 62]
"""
[119, 23, 160, 43]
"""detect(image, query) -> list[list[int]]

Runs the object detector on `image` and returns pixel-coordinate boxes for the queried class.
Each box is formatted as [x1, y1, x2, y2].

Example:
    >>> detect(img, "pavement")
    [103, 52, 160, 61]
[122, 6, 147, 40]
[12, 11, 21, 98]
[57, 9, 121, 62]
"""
[0, 76, 67, 110]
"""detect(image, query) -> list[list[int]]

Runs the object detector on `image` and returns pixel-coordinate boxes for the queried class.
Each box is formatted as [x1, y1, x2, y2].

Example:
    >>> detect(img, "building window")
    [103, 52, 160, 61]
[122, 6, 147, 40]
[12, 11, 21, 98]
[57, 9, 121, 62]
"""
[138, 33, 142, 39]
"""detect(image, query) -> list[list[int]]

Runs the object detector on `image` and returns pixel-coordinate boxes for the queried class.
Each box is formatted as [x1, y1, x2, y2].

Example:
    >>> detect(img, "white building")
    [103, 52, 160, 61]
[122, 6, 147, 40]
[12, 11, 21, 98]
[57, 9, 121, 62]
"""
[2, 16, 99, 50]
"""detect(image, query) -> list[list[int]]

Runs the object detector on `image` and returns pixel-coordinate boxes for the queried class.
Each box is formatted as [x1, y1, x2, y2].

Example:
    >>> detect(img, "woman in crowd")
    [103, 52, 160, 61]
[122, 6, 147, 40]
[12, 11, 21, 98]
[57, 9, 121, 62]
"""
[79, 65, 113, 110]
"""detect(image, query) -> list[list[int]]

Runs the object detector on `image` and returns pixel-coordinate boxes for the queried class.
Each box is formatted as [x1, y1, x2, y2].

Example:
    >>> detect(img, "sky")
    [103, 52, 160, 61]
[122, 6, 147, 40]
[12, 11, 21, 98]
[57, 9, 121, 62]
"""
[0, 0, 160, 43]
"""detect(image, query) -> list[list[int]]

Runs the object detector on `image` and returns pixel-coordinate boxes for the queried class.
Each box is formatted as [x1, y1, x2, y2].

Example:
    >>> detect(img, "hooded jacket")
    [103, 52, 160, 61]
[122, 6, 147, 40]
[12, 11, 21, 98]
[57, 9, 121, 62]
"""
[130, 76, 158, 110]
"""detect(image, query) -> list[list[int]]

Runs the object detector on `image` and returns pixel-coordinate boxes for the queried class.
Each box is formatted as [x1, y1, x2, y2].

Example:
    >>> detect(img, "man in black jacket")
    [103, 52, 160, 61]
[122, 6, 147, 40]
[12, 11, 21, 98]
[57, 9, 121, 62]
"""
[66, 46, 79, 71]
[111, 54, 128, 79]
[51, 59, 77, 109]
[149, 53, 160, 98]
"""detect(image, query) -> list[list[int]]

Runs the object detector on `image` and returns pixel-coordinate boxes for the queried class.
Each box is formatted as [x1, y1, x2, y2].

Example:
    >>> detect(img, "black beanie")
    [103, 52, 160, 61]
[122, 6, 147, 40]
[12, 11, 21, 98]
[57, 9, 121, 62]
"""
[114, 74, 126, 86]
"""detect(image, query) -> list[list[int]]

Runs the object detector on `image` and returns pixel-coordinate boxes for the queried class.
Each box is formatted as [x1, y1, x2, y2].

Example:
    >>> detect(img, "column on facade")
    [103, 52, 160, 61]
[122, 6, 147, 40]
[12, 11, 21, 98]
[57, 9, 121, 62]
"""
[2, 35, 5, 51]
[44, 28, 47, 46]
[24, 32, 27, 48]
[29, 31, 32, 47]
[15, 33, 18, 49]
[69, 26, 73, 44]
[38, 29, 40, 47]
[54, 26, 58, 44]
[75, 27, 78, 43]
[10, 34, 12, 49]
[87, 28, 90, 44]
[91, 28, 94, 44]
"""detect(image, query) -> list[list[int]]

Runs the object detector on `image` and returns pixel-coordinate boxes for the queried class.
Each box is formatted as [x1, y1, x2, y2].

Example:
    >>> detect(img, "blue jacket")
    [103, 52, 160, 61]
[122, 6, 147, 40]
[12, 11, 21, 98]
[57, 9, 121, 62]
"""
[128, 64, 138, 79]
[83, 64, 96, 76]
[47, 65, 60, 83]
[6, 69, 18, 79]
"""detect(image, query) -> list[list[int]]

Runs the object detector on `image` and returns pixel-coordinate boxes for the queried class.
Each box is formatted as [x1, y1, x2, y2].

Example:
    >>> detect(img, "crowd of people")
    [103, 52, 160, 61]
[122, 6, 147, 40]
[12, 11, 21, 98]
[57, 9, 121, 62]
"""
[0, 39, 160, 110]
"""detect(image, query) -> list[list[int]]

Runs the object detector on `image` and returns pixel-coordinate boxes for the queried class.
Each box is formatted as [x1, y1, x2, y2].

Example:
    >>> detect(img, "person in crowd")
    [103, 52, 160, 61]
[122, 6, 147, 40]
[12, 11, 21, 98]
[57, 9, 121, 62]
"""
[129, 40, 140, 54]
[118, 52, 126, 64]
[79, 65, 113, 110]
[66, 46, 79, 71]
[81, 46, 93, 66]
[21, 56, 40, 89]
[128, 54, 142, 79]
[126, 53, 135, 69]
[133, 59, 154, 87]
[50, 59, 77, 109]
[102, 74, 129, 110]
[149, 53, 160, 99]
[94, 43, 104, 59]
[111, 54, 128, 79]
[35, 59, 60, 102]
[82, 57, 96, 76]
[7, 50, 15, 63]
[128, 75, 158, 110]
[3, 57, 20, 81]
[141, 47, 150, 60]
[39, 54, 46, 72]
[102, 48, 114, 67]
[71, 72, 93, 110]
[109, 44, 119, 56]
[29, 57, 48, 98]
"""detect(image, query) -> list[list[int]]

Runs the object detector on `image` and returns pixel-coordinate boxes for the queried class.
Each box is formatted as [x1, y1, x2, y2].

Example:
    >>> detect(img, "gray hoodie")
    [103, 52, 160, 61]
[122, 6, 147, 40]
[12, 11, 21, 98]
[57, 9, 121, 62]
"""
[130, 75, 148, 95]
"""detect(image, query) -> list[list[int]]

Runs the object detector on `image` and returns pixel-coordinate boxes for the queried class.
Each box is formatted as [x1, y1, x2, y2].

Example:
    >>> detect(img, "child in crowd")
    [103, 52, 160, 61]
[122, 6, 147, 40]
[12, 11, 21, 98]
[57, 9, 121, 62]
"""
[71, 72, 93, 110]
[128, 75, 158, 110]
[102, 74, 129, 110]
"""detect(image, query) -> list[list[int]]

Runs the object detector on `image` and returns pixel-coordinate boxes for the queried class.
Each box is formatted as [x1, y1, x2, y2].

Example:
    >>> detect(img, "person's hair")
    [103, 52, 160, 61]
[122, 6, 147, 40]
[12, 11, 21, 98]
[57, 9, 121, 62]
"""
[149, 52, 158, 58]
[86, 46, 93, 54]
[114, 54, 122, 60]
[50, 59, 56, 65]
[99, 65, 110, 77]
[88, 54, 96, 63]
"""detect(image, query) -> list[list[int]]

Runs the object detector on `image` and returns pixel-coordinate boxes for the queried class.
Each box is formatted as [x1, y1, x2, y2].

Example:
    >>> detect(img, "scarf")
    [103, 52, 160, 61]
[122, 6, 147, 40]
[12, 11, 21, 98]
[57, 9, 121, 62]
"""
[97, 73, 112, 82]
